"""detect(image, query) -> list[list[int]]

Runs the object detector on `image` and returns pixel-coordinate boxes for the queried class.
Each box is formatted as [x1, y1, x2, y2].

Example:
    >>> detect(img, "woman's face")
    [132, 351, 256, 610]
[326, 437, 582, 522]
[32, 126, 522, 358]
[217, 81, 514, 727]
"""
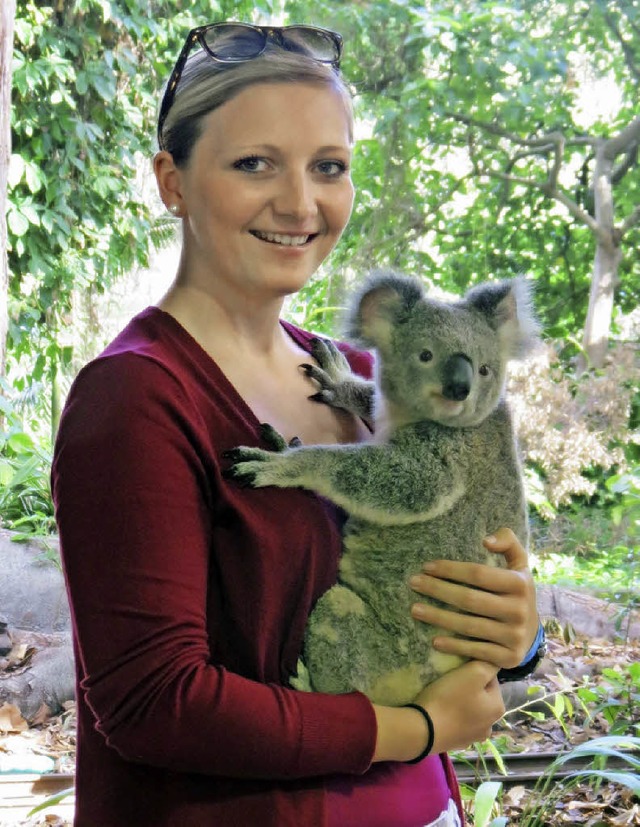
[168, 81, 354, 304]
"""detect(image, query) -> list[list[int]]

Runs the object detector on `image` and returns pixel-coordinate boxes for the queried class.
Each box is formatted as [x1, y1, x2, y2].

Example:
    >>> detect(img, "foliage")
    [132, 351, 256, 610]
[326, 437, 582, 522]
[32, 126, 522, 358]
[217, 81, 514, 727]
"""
[577, 664, 640, 738]
[509, 341, 639, 516]
[6, 0, 640, 386]
[287, 0, 640, 347]
[461, 661, 640, 824]
[463, 737, 640, 826]
[0, 377, 55, 536]
[517, 736, 640, 825]
[4, 2, 639, 552]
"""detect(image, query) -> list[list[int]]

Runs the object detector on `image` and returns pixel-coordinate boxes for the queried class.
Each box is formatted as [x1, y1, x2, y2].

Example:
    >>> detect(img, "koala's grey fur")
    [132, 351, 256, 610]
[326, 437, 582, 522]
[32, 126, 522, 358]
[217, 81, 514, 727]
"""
[226, 270, 540, 706]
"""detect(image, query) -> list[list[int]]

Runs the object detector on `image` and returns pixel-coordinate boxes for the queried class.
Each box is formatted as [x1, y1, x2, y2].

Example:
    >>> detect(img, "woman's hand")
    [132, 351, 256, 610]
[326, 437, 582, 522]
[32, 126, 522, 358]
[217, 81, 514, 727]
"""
[409, 528, 539, 670]
[372, 661, 505, 762]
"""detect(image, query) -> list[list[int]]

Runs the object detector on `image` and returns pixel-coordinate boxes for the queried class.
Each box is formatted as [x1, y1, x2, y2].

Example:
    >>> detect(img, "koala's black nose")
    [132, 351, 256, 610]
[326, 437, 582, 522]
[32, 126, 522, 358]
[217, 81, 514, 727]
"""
[442, 354, 473, 401]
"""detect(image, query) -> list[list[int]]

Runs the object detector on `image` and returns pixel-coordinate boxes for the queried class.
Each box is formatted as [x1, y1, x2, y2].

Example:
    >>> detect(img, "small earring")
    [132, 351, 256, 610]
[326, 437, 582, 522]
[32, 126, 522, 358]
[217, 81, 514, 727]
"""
[168, 204, 180, 216]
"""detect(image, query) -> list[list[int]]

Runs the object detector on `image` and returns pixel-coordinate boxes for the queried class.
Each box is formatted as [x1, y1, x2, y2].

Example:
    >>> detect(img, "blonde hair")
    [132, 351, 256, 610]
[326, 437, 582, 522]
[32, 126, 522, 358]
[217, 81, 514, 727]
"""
[160, 46, 353, 165]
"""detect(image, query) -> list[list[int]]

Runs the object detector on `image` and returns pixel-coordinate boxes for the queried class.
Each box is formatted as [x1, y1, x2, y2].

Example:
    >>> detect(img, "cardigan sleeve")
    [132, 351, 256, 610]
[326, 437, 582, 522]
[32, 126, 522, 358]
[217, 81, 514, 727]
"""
[52, 353, 377, 780]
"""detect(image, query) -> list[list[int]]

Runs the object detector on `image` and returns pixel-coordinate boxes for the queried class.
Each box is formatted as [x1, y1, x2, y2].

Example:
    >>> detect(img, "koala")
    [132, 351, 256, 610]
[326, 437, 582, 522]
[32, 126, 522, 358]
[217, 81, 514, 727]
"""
[225, 270, 540, 706]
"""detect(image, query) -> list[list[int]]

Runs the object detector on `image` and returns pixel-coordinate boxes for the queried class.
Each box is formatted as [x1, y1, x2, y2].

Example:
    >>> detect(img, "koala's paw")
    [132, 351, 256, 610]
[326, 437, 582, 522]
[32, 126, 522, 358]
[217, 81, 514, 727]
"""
[222, 447, 278, 488]
[290, 659, 313, 692]
[301, 338, 354, 408]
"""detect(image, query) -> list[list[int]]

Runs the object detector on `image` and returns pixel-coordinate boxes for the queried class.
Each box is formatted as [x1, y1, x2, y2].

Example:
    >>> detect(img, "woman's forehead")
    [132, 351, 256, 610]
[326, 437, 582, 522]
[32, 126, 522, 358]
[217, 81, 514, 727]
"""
[198, 82, 353, 147]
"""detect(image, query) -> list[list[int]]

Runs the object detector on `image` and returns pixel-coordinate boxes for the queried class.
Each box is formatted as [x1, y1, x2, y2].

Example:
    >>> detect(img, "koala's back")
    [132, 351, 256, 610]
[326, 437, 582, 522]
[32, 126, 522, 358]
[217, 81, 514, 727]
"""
[347, 401, 523, 553]
[303, 402, 527, 704]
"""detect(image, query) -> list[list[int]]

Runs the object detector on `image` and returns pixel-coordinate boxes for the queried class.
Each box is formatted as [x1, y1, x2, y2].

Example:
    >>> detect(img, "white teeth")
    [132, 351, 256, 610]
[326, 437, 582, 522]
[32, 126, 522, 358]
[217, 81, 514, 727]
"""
[253, 231, 311, 246]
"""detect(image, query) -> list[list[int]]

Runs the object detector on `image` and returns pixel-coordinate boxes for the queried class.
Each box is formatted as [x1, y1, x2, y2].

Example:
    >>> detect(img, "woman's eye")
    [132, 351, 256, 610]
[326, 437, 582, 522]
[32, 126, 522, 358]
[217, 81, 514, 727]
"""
[233, 156, 269, 173]
[479, 364, 490, 376]
[419, 350, 433, 363]
[316, 160, 348, 177]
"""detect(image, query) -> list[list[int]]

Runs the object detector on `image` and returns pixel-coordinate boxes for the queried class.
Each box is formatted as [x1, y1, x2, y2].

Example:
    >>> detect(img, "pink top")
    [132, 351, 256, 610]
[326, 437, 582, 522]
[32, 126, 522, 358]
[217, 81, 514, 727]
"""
[326, 756, 455, 826]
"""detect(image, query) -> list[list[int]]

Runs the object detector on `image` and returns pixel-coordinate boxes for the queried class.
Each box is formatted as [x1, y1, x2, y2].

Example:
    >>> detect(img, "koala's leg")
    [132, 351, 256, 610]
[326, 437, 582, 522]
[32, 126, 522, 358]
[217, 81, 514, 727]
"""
[225, 440, 465, 524]
[301, 584, 424, 706]
[301, 338, 375, 423]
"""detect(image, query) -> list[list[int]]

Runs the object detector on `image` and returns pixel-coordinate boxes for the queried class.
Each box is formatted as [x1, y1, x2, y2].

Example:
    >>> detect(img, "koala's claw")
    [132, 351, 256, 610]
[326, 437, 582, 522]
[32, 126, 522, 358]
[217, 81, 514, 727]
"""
[309, 338, 351, 377]
[290, 658, 313, 692]
[259, 422, 288, 452]
[222, 444, 273, 487]
[301, 361, 332, 383]
[309, 390, 335, 405]
[222, 464, 257, 487]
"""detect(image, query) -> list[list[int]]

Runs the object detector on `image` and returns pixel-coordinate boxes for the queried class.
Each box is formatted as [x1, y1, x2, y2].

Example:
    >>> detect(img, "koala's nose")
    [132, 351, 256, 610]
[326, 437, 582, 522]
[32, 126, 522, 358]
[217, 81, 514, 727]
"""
[442, 354, 473, 401]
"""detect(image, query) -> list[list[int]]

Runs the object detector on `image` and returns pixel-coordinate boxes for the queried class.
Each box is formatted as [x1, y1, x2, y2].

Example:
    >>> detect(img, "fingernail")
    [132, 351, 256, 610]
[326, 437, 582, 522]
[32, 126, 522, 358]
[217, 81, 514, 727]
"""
[423, 562, 436, 573]
[485, 535, 497, 544]
[409, 576, 422, 589]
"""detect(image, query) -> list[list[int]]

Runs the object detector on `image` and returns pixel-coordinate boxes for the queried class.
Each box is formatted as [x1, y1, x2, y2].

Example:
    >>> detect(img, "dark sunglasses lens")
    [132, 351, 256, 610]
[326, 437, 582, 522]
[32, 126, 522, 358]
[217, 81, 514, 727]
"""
[203, 24, 266, 60]
[282, 27, 340, 63]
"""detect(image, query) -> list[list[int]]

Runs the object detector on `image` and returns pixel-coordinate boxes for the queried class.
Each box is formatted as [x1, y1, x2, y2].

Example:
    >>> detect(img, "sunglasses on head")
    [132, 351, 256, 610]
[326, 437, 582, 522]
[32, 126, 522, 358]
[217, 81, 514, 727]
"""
[157, 22, 343, 150]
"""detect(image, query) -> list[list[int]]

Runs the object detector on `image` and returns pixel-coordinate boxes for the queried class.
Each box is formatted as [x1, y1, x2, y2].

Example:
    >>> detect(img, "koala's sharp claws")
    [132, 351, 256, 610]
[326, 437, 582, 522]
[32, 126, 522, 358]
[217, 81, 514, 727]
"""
[309, 390, 334, 405]
[222, 465, 257, 487]
[258, 422, 288, 451]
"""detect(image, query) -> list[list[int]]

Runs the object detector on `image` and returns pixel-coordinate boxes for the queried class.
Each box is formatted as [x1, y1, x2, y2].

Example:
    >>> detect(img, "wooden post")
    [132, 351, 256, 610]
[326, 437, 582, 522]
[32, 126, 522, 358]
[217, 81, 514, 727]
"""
[0, 0, 17, 377]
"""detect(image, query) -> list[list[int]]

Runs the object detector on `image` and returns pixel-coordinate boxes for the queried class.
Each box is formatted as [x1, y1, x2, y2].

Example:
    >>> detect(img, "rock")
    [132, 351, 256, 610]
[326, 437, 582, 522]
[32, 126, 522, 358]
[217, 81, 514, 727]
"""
[0, 630, 74, 721]
[536, 584, 640, 641]
[0, 529, 70, 632]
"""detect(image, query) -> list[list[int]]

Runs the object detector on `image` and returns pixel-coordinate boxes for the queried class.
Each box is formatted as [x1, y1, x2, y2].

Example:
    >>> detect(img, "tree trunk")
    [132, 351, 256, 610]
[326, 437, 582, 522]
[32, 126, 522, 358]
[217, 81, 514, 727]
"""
[0, 0, 16, 377]
[578, 141, 622, 372]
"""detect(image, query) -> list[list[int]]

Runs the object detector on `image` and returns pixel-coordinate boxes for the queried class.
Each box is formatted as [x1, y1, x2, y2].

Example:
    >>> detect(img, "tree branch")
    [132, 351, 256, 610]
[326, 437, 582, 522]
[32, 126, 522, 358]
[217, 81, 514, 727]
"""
[602, 5, 640, 82]
[444, 111, 594, 150]
[619, 204, 640, 238]
[482, 167, 601, 235]
[604, 114, 640, 162]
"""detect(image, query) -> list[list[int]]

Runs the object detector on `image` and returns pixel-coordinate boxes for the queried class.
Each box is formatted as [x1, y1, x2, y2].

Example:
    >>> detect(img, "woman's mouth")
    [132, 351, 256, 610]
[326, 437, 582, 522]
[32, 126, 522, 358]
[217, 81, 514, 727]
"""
[250, 230, 317, 247]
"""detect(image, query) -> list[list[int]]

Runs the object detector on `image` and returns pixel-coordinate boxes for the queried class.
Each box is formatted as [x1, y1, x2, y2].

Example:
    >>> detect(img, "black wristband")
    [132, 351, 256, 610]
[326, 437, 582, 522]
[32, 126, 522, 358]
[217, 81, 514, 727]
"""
[498, 626, 548, 683]
[403, 703, 435, 763]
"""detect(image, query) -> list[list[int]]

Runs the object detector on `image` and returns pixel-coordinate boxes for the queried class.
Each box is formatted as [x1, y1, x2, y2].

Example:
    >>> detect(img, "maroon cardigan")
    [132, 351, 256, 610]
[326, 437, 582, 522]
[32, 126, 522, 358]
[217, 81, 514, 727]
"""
[52, 308, 462, 826]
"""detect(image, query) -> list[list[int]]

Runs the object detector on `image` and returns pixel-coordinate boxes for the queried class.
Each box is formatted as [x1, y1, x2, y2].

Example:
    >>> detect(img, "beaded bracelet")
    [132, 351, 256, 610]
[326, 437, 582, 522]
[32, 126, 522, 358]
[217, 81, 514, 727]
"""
[403, 703, 435, 763]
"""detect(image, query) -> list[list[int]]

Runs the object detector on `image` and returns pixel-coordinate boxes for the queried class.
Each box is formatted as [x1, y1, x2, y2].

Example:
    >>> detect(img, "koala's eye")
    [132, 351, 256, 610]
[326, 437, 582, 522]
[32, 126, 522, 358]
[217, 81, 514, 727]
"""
[479, 364, 490, 376]
[419, 350, 433, 363]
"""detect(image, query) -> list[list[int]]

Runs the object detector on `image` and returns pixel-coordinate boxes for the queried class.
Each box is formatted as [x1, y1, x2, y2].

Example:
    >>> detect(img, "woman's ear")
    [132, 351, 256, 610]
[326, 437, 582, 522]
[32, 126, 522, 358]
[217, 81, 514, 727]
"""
[153, 151, 185, 217]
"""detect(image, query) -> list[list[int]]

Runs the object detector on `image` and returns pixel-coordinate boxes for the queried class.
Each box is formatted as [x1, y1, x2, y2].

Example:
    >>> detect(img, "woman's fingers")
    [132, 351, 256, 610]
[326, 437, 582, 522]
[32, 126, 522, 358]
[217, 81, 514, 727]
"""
[483, 528, 529, 571]
[410, 529, 540, 668]
[409, 572, 527, 622]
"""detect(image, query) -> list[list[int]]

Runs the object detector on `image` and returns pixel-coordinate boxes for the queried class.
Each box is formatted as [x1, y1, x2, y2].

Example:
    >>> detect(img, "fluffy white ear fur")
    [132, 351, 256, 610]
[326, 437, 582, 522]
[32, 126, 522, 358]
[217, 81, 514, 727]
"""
[346, 270, 425, 349]
[494, 278, 541, 360]
[464, 276, 540, 360]
[356, 287, 401, 349]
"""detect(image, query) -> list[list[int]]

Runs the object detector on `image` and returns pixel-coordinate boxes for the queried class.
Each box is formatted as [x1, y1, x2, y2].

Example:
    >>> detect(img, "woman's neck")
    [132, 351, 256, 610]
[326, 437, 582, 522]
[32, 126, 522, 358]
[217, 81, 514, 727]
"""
[156, 281, 293, 364]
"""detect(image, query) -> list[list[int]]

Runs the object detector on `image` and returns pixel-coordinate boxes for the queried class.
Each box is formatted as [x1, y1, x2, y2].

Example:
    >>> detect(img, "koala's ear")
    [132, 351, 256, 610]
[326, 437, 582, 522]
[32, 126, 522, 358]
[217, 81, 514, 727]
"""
[346, 271, 424, 348]
[464, 277, 541, 359]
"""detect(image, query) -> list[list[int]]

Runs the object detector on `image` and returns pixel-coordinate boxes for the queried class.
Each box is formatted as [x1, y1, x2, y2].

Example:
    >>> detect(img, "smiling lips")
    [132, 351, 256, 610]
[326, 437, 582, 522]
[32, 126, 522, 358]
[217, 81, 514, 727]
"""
[251, 229, 317, 247]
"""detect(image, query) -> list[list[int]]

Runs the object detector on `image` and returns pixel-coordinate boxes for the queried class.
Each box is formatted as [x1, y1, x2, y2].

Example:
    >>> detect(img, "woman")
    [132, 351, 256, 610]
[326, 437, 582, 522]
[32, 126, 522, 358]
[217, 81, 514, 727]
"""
[52, 22, 542, 826]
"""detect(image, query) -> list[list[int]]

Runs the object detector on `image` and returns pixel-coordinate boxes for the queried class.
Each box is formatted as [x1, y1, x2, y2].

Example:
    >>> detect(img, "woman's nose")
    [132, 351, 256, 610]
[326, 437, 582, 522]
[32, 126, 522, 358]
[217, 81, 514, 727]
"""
[272, 170, 318, 221]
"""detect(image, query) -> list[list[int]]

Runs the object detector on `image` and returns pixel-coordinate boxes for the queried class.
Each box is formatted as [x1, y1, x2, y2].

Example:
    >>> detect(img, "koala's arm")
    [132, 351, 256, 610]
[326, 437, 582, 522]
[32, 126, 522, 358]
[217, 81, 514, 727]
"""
[225, 434, 466, 525]
[301, 338, 375, 424]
